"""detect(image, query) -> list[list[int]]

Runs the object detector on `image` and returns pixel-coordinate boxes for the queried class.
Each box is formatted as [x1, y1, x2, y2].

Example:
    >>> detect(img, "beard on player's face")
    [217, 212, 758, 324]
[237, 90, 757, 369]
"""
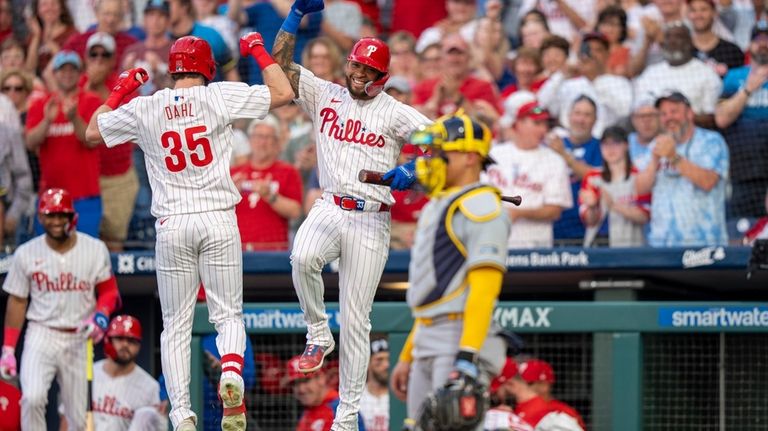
[345, 61, 380, 99]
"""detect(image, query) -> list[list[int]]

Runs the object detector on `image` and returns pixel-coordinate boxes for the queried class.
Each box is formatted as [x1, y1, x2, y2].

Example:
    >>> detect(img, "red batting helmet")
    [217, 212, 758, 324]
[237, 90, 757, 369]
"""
[169, 36, 216, 81]
[38, 188, 75, 214]
[104, 315, 142, 361]
[347, 38, 390, 97]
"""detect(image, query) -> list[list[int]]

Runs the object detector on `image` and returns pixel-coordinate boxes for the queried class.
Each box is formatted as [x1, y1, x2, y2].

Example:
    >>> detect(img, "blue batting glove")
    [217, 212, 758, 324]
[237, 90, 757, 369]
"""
[454, 358, 479, 380]
[382, 160, 416, 191]
[282, 0, 324, 34]
[293, 0, 325, 15]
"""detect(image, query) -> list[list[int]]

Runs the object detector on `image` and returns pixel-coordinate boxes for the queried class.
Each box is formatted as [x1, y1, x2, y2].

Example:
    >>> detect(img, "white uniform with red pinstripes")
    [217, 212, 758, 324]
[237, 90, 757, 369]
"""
[1, 233, 112, 431]
[291, 66, 430, 431]
[96, 82, 272, 427]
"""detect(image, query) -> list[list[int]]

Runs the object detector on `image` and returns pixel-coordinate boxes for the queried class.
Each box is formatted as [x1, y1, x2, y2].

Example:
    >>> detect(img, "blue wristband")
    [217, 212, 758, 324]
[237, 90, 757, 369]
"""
[94, 311, 109, 331]
[281, 8, 303, 34]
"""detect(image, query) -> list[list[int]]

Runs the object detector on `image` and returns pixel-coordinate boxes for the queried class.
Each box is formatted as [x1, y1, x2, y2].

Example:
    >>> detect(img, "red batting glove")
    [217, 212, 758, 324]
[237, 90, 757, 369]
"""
[105, 67, 149, 109]
[240, 32, 276, 70]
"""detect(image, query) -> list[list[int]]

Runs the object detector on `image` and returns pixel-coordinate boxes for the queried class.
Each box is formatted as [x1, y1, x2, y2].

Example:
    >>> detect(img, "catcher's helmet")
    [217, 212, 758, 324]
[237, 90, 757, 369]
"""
[411, 113, 493, 197]
[347, 38, 390, 97]
[38, 188, 75, 215]
[104, 315, 142, 361]
[169, 36, 216, 81]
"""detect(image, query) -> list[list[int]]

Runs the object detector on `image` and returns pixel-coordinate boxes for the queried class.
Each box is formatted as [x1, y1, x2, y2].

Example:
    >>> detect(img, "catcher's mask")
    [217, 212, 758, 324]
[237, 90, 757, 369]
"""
[411, 113, 493, 198]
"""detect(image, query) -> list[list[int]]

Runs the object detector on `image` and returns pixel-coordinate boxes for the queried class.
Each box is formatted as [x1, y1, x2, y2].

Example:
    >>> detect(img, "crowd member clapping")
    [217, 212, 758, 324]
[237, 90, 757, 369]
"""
[579, 126, 650, 247]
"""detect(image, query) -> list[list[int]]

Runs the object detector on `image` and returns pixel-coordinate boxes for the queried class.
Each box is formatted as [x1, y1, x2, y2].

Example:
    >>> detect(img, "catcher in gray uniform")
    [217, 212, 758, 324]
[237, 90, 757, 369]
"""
[389, 113, 511, 431]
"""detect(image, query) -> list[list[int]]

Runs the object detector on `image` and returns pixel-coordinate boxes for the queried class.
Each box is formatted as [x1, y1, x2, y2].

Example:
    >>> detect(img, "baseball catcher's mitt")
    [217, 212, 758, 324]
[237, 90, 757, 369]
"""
[416, 370, 489, 431]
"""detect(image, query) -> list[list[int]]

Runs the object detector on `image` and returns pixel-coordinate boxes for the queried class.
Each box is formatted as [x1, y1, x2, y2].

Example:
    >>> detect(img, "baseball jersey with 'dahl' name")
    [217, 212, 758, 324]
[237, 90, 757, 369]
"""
[96, 82, 271, 217]
[92, 359, 162, 431]
[2, 233, 112, 328]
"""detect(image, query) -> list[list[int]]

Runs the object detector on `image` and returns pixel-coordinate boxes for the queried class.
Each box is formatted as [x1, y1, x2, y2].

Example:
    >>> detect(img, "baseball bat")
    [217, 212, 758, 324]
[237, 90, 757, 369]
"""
[86, 338, 94, 431]
[358, 169, 523, 206]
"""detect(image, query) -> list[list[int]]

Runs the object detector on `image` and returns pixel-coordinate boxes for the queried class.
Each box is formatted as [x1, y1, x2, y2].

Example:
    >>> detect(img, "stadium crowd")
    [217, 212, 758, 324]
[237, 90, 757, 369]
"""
[0, 0, 767, 253]
[1, 0, 768, 430]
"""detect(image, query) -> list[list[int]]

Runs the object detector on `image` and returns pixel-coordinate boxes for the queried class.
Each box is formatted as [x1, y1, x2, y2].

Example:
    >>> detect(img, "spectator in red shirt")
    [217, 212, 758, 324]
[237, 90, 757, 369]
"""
[390, 0, 446, 41]
[413, 33, 501, 119]
[81, 33, 138, 251]
[286, 355, 366, 431]
[501, 47, 546, 100]
[231, 115, 303, 251]
[25, 51, 103, 236]
[519, 359, 586, 430]
[62, 0, 138, 72]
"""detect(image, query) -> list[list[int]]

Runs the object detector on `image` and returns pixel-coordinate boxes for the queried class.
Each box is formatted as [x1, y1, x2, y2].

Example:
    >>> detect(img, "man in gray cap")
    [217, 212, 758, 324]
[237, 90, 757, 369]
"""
[636, 90, 729, 247]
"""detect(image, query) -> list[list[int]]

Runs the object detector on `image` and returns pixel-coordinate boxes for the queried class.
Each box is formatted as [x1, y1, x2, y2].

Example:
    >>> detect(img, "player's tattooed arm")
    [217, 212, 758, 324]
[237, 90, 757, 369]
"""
[273, 29, 301, 97]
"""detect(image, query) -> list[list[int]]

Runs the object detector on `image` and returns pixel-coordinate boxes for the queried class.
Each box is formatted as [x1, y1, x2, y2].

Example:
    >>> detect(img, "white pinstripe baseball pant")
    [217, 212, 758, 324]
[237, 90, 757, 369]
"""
[20, 322, 87, 430]
[291, 197, 391, 431]
[155, 210, 246, 428]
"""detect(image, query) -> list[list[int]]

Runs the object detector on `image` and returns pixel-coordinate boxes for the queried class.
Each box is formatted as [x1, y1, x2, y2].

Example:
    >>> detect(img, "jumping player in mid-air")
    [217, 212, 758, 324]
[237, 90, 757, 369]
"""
[272, 0, 430, 429]
[1, 188, 121, 430]
[85, 34, 294, 431]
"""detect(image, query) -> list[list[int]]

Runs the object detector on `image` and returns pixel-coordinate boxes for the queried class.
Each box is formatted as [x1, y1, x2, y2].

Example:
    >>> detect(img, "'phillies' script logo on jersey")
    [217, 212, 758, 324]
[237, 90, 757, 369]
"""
[92, 395, 133, 419]
[486, 168, 543, 193]
[31, 272, 90, 292]
[319, 107, 385, 148]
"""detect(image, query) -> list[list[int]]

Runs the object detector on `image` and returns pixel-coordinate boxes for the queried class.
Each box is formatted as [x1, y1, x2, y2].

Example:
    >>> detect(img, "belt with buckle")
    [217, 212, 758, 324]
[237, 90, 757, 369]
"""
[333, 195, 390, 212]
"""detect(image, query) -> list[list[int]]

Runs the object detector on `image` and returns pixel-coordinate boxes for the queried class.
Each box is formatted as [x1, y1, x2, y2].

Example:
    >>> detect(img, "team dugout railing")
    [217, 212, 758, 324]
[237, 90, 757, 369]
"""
[190, 301, 768, 431]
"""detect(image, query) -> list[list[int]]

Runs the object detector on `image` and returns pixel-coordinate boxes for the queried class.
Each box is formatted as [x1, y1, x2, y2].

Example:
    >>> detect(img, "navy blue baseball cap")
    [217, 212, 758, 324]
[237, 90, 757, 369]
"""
[144, 0, 170, 14]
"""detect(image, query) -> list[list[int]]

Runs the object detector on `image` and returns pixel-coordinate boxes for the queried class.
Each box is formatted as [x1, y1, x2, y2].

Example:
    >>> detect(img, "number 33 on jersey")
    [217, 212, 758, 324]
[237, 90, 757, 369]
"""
[96, 82, 271, 217]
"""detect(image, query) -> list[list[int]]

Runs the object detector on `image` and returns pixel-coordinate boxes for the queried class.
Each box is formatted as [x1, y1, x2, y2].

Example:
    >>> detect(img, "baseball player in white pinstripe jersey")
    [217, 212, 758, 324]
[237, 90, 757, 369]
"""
[389, 114, 510, 430]
[1, 188, 122, 431]
[85, 34, 294, 431]
[272, 1, 430, 429]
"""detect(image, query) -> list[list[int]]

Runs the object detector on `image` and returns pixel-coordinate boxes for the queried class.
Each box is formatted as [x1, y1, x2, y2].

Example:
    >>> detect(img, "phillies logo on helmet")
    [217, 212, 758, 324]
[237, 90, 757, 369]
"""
[366, 45, 377, 56]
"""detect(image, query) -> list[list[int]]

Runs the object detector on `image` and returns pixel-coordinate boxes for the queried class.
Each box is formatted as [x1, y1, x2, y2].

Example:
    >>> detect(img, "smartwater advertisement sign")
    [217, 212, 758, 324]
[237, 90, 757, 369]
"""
[659, 306, 768, 328]
[243, 308, 341, 330]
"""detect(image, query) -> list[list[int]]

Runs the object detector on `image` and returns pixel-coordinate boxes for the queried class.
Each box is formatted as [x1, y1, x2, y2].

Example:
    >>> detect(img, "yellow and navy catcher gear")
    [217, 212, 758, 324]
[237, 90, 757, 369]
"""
[411, 114, 493, 197]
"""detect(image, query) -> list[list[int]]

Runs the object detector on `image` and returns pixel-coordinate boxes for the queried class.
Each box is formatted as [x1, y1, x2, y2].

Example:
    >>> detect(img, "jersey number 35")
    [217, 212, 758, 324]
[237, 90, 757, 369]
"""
[161, 125, 213, 172]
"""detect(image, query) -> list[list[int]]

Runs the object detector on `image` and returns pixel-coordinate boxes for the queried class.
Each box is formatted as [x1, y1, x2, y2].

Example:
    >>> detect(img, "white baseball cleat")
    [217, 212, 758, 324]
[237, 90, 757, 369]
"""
[219, 376, 246, 431]
[176, 417, 197, 431]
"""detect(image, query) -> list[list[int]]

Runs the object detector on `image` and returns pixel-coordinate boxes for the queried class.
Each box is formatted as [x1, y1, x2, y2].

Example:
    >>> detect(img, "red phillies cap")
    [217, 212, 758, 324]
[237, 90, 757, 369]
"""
[516, 101, 550, 122]
[285, 355, 321, 383]
[519, 359, 555, 384]
[490, 357, 518, 393]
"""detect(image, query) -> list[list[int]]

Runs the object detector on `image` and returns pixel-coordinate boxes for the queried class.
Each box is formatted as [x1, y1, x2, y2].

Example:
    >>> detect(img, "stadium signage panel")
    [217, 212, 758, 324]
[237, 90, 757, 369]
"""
[506, 251, 590, 268]
[115, 253, 156, 274]
[243, 308, 341, 330]
[659, 306, 768, 328]
[681, 246, 726, 268]
[494, 306, 553, 328]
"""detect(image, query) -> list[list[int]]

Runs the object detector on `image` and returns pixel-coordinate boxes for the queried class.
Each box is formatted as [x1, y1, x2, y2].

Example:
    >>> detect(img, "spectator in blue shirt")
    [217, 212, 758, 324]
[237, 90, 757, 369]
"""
[547, 95, 604, 243]
[638, 91, 729, 247]
[716, 21, 768, 218]
[227, 0, 322, 85]
[168, 0, 239, 81]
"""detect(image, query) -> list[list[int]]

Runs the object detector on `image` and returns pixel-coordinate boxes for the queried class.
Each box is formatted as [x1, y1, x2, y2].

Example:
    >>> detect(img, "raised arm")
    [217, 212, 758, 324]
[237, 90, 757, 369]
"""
[85, 68, 148, 146]
[240, 32, 295, 109]
[272, 0, 325, 96]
